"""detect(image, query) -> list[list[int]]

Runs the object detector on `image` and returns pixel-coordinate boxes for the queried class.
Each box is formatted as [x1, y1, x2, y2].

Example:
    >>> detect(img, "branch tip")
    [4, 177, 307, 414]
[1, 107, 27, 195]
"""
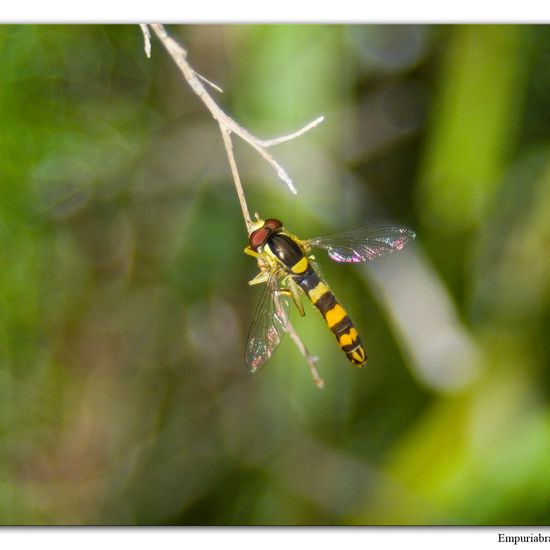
[195, 71, 224, 94]
[139, 24, 151, 58]
[260, 115, 325, 148]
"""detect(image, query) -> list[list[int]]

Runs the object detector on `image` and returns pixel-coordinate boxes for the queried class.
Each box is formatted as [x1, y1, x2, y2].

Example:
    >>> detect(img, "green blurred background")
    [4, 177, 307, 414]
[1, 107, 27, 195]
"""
[1, 24, 550, 525]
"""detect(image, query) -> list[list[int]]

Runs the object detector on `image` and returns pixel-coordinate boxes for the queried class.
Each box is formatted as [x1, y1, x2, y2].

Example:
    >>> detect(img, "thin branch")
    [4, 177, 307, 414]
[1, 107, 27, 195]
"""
[139, 24, 151, 58]
[285, 320, 324, 389]
[144, 24, 325, 387]
[148, 24, 323, 214]
[196, 72, 224, 94]
[259, 116, 325, 147]
[220, 126, 252, 226]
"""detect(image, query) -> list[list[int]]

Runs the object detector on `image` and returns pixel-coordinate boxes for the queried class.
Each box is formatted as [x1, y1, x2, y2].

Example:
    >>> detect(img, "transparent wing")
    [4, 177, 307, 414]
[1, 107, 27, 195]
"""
[308, 225, 416, 263]
[245, 274, 290, 372]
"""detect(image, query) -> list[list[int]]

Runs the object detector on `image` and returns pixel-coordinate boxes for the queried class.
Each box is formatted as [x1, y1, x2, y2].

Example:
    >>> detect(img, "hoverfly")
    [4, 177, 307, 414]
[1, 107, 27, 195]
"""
[244, 215, 415, 372]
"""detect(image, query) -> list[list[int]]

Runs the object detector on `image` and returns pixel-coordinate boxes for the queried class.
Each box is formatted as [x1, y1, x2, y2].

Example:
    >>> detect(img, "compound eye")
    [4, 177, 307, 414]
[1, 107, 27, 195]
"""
[264, 218, 283, 232]
[249, 227, 270, 251]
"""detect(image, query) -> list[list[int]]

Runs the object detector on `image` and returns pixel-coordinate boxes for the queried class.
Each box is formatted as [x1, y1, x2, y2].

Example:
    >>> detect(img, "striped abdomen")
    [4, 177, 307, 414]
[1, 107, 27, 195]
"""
[296, 265, 366, 366]
[267, 232, 366, 366]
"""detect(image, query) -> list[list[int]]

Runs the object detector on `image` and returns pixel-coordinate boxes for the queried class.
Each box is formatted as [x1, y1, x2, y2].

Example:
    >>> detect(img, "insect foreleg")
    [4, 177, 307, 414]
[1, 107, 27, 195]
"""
[244, 246, 259, 258]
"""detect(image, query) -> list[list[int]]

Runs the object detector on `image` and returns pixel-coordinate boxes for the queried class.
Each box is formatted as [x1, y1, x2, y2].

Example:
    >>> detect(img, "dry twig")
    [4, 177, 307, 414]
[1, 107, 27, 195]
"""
[141, 24, 325, 387]
[144, 24, 323, 230]
[285, 321, 324, 388]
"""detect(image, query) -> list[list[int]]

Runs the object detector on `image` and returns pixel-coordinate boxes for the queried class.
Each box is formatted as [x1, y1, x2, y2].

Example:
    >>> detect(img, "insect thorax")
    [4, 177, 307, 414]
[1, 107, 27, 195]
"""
[264, 233, 306, 271]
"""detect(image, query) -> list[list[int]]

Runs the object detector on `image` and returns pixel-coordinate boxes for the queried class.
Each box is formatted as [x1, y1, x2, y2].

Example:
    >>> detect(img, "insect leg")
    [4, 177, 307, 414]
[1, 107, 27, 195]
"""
[244, 246, 260, 258]
[286, 277, 305, 316]
[248, 271, 270, 286]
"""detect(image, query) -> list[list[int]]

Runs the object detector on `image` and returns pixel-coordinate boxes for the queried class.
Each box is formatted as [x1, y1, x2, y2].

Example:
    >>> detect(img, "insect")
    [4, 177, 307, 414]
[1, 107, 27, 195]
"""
[244, 215, 415, 372]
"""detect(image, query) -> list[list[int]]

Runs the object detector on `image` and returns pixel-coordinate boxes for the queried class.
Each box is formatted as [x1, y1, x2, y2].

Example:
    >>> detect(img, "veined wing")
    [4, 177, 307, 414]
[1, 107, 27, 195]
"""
[308, 225, 415, 263]
[245, 274, 290, 372]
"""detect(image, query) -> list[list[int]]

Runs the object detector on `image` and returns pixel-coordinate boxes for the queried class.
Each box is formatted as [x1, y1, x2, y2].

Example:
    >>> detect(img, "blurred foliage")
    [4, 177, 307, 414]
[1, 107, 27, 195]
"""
[0, 24, 550, 525]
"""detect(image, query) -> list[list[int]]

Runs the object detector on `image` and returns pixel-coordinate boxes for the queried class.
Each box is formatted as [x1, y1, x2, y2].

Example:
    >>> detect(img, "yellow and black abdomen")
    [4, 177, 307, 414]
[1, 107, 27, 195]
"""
[266, 233, 366, 367]
[296, 265, 366, 366]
